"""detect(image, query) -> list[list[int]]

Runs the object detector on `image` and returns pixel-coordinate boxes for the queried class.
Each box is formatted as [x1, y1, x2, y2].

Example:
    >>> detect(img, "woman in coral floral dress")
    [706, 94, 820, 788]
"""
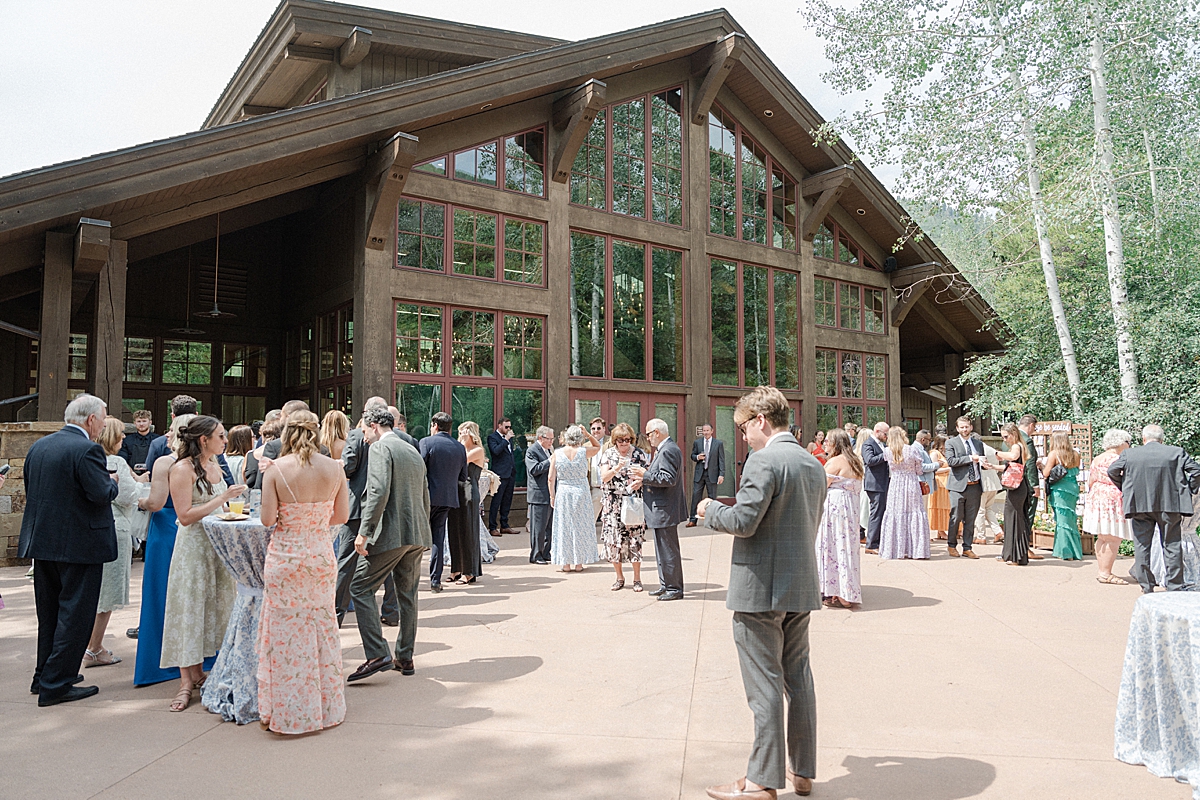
[258, 410, 350, 735]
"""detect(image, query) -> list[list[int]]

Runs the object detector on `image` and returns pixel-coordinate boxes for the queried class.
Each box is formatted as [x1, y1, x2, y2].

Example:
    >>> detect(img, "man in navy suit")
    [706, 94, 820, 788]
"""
[524, 426, 555, 563]
[861, 421, 891, 554]
[487, 417, 519, 536]
[419, 412, 468, 592]
[631, 418, 689, 601]
[19, 394, 119, 706]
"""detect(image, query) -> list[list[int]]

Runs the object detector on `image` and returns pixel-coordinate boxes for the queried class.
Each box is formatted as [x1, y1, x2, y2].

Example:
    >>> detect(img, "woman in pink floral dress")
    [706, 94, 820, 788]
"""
[816, 429, 863, 608]
[1084, 429, 1133, 585]
[879, 426, 931, 560]
[258, 410, 350, 735]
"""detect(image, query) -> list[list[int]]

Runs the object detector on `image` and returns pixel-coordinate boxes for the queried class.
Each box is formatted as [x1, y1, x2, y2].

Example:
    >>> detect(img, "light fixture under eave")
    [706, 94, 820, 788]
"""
[763, 109, 774, 117]
[169, 245, 207, 335]
[480, 103, 493, 110]
[856, 208, 867, 216]
[196, 212, 236, 319]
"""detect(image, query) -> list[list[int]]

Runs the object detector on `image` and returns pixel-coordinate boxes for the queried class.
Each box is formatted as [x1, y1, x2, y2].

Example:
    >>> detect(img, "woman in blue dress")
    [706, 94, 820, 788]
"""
[548, 425, 603, 572]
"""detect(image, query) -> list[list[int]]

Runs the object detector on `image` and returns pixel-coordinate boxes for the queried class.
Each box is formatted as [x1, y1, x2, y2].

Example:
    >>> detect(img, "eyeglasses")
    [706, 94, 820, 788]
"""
[614, 437, 633, 444]
[736, 414, 762, 436]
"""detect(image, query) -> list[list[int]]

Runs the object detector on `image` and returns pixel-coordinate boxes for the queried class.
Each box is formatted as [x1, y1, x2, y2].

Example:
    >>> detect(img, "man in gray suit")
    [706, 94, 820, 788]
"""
[525, 426, 554, 564]
[631, 418, 688, 601]
[698, 387, 826, 800]
[346, 408, 432, 682]
[1109, 424, 1200, 593]
[944, 416, 985, 559]
[687, 423, 726, 527]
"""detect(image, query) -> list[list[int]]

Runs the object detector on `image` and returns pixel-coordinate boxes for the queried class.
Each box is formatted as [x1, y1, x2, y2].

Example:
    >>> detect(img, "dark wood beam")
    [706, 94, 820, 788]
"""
[364, 133, 420, 251]
[801, 164, 856, 197]
[38, 233, 72, 420]
[689, 33, 745, 125]
[71, 277, 94, 317]
[801, 186, 845, 242]
[914, 296, 973, 353]
[339, 27, 372, 68]
[901, 372, 932, 391]
[242, 104, 285, 117]
[285, 44, 335, 63]
[0, 267, 42, 303]
[891, 281, 930, 327]
[550, 80, 606, 184]
[73, 218, 111, 275]
[800, 165, 856, 242]
[90, 240, 126, 409]
[0, 237, 44, 277]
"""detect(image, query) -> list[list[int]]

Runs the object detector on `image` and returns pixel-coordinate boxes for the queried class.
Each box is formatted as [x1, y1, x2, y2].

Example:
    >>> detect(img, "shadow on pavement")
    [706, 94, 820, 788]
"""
[419, 613, 517, 628]
[820, 754, 996, 799]
[422, 655, 542, 683]
[859, 585, 941, 611]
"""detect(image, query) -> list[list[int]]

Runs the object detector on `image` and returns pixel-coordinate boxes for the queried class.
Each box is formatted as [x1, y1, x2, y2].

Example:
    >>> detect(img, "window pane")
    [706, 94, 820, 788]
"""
[221, 395, 266, 427]
[714, 404, 737, 497]
[395, 303, 442, 374]
[651, 247, 683, 382]
[865, 288, 886, 333]
[654, 403, 679, 441]
[708, 108, 737, 237]
[415, 157, 446, 176]
[840, 352, 863, 399]
[123, 337, 154, 383]
[815, 349, 838, 397]
[815, 278, 837, 327]
[612, 240, 646, 380]
[570, 110, 606, 209]
[503, 314, 543, 381]
[503, 388, 542, 488]
[838, 234, 858, 265]
[616, 401, 641, 434]
[710, 259, 738, 386]
[773, 272, 798, 388]
[395, 383, 443, 440]
[452, 209, 496, 278]
[839, 283, 861, 330]
[396, 199, 444, 271]
[612, 99, 646, 218]
[740, 136, 769, 245]
[743, 265, 770, 387]
[813, 223, 835, 260]
[68, 334, 88, 381]
[569, 232, 606, 377]
[503, 219, 544, 284]
[574, 399, 602, 427]
[504, 130, 545, 196]
[866, 405, 888, 426]
[771, 166, 797, 250]
[865, 354, 887, 400]
[843, 405, 864, 426]
[650, 89, 683, 226]
[162, 340, 211, 385]
[453, 141, 498, 186]
[816, 403, 839, 436]
[451, 385, 495, 438]
[222, 344, 268, 388]
[451, 309, 495, 377]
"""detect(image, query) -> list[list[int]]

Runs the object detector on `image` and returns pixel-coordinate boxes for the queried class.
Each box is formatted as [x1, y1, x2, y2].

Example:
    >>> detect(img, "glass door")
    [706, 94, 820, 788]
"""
[571, 390, 684, 444]
[709, 397, 800, 496]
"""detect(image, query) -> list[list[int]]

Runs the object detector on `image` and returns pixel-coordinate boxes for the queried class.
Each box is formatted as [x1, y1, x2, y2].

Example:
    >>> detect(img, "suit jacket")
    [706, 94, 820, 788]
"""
[642, 437, 688, 529]
[358, 433, 432, 553]
[487, 430, 517, 479]
[1019, 430, 1039, 488]
[18, 425, 119, 564]
[704, 433, 825, 613]
[690, 436, 727, 485]
[862, 436, 890, 494]
[341, 428, 370, 521]
[944, 434, 985, 492]
[1109, 442, 1200, 517]
[525, 441, 552, 504]
[419, 431, 468, 507]
[118, 430, 160, 469]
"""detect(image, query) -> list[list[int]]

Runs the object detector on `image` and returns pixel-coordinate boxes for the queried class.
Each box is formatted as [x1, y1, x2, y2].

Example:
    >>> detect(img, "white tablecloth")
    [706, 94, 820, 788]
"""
[1115, 591, 1200, 797]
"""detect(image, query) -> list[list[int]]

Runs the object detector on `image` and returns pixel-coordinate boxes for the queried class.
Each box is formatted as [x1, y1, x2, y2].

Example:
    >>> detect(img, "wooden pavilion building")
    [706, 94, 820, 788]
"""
[0, 0, 1004, 495]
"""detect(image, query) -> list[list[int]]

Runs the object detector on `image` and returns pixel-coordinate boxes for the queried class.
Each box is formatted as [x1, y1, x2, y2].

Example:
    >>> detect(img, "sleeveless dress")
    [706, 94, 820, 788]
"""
[160, 479, 235, 669]
[257, 469, 346, 735]
[1002, 450, 1031, 565]
[551, 449, 598, 566]
[447, 462, 483, 578]
[1049, 465, 1082, 560]
[97, 455, 138, 612]
[816, 475, 862, 603]
[879, 445, 931, 560]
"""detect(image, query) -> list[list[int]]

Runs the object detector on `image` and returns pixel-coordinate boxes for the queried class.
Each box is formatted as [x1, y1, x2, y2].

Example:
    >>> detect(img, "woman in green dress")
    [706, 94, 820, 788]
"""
[1042, 432, 1082, 560]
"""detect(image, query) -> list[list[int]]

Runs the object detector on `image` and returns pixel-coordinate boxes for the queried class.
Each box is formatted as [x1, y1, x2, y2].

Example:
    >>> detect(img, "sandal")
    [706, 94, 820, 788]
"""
[456, 576, 477, 585]
[611, 579, 625, 591]
[83, 647, 122, 668]
[1097, 574, 1129, 585]
[170, 685, 193, 712]
[632, 581, 643, 592]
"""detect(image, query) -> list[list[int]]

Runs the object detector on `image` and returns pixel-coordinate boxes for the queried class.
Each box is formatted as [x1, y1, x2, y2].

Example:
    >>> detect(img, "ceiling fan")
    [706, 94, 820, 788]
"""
[169, 244, 206, 335]
[196, 212, 236, 319]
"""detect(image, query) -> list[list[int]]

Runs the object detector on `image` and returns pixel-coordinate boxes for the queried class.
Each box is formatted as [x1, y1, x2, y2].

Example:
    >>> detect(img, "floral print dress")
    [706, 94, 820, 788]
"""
[599, 446, 650, 563]
[816, 474, 862, 602]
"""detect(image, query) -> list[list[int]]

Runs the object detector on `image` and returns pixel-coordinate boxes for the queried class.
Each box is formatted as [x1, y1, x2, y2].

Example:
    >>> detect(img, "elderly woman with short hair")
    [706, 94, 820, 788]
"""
[1085, 428, 1133, 584]
[598, 422, 650, 591]
[548, 424, 602, 572]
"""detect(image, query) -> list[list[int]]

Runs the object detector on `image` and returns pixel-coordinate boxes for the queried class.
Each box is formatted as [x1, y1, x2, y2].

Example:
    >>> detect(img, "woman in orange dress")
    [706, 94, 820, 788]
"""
[257, 410, 350, 735]
[928, 434, 951, 538]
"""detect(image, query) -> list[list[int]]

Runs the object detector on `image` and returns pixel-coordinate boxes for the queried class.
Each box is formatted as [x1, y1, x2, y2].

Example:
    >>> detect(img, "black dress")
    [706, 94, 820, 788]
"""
[1002, 451, 1031, 565]
[448, 462, 483, 579]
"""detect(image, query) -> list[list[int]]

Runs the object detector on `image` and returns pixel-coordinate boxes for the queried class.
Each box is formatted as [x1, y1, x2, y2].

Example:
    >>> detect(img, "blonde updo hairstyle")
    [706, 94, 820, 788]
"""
[280, 409, 320, 466]
[458, 420, 482, 448]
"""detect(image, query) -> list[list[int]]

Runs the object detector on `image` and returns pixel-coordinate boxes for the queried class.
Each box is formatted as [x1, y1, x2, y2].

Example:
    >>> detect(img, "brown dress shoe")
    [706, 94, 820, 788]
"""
[963, 549, 979, 559]
[347, 656, 394, 682]
[501, 527, 518, 536]
[490, 528, 501, 537]
[705, 777, 776, 800]
[1028, 552, 1044, 560]
[947, 546, 960, 557]
[787, 769, 813, 796]
[686, 520, 698, 527]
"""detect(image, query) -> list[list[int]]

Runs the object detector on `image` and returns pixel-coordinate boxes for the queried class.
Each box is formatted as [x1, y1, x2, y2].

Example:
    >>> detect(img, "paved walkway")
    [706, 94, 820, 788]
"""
[0, 528, 1188, 799]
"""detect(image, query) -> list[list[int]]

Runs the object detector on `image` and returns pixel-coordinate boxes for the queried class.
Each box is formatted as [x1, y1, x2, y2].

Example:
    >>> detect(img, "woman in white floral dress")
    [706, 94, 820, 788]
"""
[598, 423, 650, 592]
[816, 428, 863, 608]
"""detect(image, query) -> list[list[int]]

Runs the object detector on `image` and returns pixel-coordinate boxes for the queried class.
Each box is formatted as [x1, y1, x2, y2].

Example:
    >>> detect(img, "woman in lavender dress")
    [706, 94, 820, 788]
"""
[879, 426, 931, 560]
[816, 429, 863, 608]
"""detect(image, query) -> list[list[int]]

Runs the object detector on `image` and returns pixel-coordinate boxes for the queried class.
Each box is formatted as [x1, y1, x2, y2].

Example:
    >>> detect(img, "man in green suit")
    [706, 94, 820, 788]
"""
[698, 386, 827, 800]
[347, 408, 432, 682]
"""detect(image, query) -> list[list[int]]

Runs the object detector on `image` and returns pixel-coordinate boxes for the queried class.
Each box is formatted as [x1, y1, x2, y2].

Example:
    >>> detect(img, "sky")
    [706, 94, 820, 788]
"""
[0, 0, 884, 183]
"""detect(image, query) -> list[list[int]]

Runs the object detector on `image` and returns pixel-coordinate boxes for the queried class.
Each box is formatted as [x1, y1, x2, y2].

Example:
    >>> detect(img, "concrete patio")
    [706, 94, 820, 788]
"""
[0, 526, 1187, 799]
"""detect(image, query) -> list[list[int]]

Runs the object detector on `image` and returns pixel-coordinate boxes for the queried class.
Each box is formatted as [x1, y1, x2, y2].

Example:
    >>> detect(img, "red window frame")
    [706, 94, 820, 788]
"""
[414, 126, 547, 199]
[812, 218, 880, 272]
[814, 276, 887, 334]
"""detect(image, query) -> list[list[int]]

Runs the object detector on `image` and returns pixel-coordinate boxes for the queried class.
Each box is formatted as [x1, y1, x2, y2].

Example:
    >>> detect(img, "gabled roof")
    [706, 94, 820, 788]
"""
[205, 0, 565, 128]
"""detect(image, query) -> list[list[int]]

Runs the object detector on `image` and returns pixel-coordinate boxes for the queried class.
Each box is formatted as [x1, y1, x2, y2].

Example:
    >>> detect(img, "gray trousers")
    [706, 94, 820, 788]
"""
[948, 482, 982, 550]
[335, 520, 398, 626]
[652, 526, 683, 592]
[528, 502, 552, 562]
[1131, 512, 1184, 592]
[732, 610, 816, 789]
[350, 544, 425, 662]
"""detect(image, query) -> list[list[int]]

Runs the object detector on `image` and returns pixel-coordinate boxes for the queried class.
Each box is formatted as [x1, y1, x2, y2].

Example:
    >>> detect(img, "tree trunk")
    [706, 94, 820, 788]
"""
[1088, 1, 1140, 405]
[1143, 127, 1162, 244]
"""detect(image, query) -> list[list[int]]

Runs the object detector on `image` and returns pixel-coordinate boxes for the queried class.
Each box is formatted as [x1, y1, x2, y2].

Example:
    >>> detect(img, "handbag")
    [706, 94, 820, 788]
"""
[621, 494, 645, 527]
[1000, 461, 1025, 489]
[920, 480, 931, 496]
[1046, 464, 1067, 486]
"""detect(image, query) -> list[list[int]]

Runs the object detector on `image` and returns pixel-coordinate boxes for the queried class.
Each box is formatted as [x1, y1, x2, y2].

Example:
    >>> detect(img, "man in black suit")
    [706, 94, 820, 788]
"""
[487, 417, 519, 536]
[1109, 424, 1200, 593]
[631, 418, 689, 600]
[335, 396, 399, 627]
[861, 421, 891, 553]
[944, 416, 985, 559]
[525, 426, 555, 563]
[419, 411, 468, 592]
[20, 394, 119, 706]
[118, 409, 159, 472]
[687, 423, 726, 527]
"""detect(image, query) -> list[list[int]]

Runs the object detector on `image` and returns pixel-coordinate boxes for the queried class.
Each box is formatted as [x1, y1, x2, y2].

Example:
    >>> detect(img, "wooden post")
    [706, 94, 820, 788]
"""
[351, 188, 393, 414]
[685, 92, 712, 446]
[91, 240, 127, 414]
[544, 151, 570, 430]
[38, 233, 73, 421]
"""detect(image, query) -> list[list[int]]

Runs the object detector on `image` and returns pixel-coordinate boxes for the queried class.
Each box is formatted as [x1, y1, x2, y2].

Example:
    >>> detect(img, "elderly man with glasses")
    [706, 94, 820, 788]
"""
[628, 418, 688, 601]
[525, 426, 556, 564]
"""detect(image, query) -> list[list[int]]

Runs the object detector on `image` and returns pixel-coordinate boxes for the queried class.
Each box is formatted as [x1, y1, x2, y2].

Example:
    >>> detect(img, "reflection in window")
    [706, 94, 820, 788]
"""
[162, 340, 211, 385]
[865, 355, 887, 400]
[710, 259, 738, 386]
[741, 138, 769, 245]
[650, 88, 684, 225]
[124, 337, 154, 383]
[839, 283, 862, 330]
[815, 349, 838, 397]
[395, 383, 442, 440]
[815, 278, 837, 327]
[222, 344, 268, 388]
[503, 315, 543, 380]
[504, 130, 545, 196]
[503, 220, 544, 284]
[709, 259, 800, 389]
[570, 109, 606, 209]
[709, 104, 797, 249]
[652, 247, 684, 382]
[415, 157, 446, 176]
[839, 233, 858, 264]
[813, 224, 835, 260]
[816, 403, 839, 435]
[708, 108, 738, 238]
[771, 166, 797, 249]
[453, 141, 498, 186]
[743, 265, 770, 386]
[612, 240, 647, 379]
[773, 272, 798, 388]
[285, 324, 313, 388]
[569, 232, 606, 377]
[68, 334, 88, 381]
[397, 199, 445, 271]
[451, 209, 497, 278]
[395, 304, 443, 374]
[221, 395, 266, 426]
[451, 309, 495, 377]
[451, 385, 495, 438]
[612, 99, 647, 219]
[503, 388, 543, 488]
[867, 405, 888, 426]
[841, 352, 863, 399]
[865, 288, 886, 333]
